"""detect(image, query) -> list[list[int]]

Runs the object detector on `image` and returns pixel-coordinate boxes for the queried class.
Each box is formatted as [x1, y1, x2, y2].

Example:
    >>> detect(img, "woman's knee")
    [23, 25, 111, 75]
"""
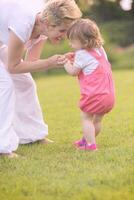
[0, 72, 14, 91]
[13, 74, 36, 91]
[25, 77, 36, 90]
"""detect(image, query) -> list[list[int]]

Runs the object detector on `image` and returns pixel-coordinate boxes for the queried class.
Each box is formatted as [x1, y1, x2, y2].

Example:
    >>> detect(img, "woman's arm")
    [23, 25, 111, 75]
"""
[8, 31, 62, 74]
[25, 39, 45, 61]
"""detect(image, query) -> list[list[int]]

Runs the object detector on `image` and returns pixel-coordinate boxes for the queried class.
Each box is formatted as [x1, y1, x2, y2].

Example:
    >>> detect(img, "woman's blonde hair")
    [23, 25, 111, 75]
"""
[67, 18, 104, 49]
[41, 0, 82, 25]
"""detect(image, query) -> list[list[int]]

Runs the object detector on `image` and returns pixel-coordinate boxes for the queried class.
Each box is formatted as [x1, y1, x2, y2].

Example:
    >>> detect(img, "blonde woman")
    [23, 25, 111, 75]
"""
[0, 0, 82, 157]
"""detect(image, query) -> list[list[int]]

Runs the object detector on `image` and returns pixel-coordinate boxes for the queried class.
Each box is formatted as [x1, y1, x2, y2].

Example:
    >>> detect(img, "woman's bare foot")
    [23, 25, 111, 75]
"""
[0, 152, 18, 158]
[39, 138, 54, 144]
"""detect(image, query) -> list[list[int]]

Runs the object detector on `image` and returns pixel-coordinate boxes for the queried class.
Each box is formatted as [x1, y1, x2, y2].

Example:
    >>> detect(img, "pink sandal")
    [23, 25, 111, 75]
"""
[78, 143, 97, 151]
[74, 137, 87, 147]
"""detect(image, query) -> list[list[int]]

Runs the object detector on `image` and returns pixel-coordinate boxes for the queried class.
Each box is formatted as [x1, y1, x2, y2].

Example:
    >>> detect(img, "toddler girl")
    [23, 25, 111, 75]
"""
[63, 19, 115, 151]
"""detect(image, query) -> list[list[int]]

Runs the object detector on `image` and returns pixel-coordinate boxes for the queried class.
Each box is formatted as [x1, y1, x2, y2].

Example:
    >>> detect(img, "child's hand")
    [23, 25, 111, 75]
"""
[57, 55, 68, 65]
[65, 52, 75, 64]
[47, 55, 69, 69]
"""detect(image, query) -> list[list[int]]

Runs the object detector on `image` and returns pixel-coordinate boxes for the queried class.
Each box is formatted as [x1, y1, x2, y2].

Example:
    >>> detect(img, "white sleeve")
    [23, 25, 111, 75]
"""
[73, 50, 99, 75]
[73, 50, 85, 69]
[8, 10, 34, 43]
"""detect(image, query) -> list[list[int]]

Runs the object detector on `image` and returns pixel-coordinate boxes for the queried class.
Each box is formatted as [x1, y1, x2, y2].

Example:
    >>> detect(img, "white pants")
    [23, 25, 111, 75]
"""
[0, 45, 48, 153]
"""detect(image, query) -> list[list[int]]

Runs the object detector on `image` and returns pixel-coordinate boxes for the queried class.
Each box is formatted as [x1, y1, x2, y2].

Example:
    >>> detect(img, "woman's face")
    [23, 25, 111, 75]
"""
[46, 23, 69, 43]
[40, 19, 71, 43]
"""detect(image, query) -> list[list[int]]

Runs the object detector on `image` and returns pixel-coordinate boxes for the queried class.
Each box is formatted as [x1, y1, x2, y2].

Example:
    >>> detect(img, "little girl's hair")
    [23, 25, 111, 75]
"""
[67, 18, 104, 49]
[41, 0, 82, 26]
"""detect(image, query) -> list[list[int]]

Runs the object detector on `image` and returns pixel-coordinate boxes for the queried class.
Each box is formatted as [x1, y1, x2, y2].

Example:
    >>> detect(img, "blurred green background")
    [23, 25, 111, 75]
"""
[33, 0, 134, 78]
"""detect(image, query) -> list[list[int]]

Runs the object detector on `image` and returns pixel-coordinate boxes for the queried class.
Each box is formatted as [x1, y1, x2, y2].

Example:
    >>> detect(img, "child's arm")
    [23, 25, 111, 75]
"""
[57, 53, 81, 76]
[64, 60, 81, 76]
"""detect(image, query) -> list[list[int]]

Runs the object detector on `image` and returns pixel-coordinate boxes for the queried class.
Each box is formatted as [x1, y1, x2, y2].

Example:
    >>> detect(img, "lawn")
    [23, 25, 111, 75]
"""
[0, 70, 134, 200]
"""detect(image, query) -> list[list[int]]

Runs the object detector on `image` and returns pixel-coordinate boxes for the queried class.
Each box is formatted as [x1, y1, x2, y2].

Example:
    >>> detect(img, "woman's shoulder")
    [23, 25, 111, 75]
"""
[8, 0, 44, 19]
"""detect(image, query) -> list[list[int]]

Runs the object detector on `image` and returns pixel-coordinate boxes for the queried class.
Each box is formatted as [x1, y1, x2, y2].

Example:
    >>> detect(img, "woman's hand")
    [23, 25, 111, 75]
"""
[47, 54, 68, 68]
[57, 55, 68, 65]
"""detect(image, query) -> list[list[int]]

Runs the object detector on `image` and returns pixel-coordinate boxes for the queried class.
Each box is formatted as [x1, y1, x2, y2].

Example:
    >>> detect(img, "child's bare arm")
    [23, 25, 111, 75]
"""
[64, 60, 81, 76]
[57, 53, 81, 76]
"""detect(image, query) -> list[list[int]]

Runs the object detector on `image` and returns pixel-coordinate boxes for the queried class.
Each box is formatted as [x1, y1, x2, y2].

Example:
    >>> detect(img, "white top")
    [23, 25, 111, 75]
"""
[0, 0, 45, 45]
[74, 48, 108, 75]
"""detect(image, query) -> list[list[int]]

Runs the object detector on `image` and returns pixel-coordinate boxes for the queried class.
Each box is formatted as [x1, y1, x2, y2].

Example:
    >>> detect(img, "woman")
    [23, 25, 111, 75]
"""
[0, 0, 82, 157]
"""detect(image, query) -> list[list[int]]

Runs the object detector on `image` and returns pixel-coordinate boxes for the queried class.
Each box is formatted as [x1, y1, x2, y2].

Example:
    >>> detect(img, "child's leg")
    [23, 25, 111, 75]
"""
[80, 111, 95, 144]
[93, 114, 104, 137]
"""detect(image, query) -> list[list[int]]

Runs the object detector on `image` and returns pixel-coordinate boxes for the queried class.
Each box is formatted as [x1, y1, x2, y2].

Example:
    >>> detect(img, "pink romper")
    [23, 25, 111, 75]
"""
[78, 48, 115, 114]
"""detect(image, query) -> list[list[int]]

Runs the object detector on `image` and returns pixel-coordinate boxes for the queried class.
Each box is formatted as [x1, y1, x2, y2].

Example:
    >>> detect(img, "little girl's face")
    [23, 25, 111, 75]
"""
[69, 39, 83, 50]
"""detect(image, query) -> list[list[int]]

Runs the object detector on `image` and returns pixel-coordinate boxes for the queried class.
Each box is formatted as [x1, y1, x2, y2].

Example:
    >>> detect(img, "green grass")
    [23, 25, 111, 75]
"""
[0, 70, 134, 200]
